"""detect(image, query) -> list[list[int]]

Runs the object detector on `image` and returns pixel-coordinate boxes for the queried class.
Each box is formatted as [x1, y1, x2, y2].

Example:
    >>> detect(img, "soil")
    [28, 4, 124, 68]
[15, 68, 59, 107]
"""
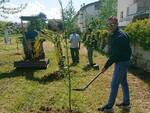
[40, 71, 64, 84]
[38, 106, 82, 113]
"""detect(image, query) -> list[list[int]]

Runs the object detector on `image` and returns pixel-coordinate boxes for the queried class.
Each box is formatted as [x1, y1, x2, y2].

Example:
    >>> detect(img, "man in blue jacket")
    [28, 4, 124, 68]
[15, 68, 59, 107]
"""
[98, 16, 132, 112]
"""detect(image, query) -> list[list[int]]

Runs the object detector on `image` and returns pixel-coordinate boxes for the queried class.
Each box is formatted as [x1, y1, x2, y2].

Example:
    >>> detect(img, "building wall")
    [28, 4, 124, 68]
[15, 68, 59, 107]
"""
[117, 0, 150, 27]
[76, 1, 100, 32]
[131, 44, 150, 72]
[117, 0, 135, 26]
[137, 0, 150, 12]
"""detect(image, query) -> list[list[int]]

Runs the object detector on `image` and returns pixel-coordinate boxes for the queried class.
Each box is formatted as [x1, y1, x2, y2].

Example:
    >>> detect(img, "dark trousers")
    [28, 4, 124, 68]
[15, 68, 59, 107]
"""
[70, 48, 79, 63]
[87, 47, 93, 65]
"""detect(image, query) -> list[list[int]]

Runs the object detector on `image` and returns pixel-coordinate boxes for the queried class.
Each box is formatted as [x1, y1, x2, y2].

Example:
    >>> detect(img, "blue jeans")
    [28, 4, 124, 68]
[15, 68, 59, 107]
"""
[107, 61, 130, 107]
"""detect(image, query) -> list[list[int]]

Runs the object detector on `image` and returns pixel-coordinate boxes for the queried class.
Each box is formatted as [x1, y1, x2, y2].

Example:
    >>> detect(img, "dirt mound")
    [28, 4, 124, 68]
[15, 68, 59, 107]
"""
[14, 53, 22, 55]
[38, 106, 82, 113]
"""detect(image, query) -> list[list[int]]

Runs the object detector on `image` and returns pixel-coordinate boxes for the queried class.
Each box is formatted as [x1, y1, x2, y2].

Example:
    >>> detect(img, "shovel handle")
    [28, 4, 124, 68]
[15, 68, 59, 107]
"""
[84, 72, 103, 89]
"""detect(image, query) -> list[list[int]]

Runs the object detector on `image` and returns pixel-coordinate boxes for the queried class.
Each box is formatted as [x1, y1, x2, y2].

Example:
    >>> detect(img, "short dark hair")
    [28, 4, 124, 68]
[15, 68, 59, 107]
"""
[108, 16, 118, 25]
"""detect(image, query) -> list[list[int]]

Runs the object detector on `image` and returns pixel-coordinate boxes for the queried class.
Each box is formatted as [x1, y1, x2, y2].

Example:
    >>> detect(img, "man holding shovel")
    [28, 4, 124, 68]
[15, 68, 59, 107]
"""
[98, 16, 132, 112]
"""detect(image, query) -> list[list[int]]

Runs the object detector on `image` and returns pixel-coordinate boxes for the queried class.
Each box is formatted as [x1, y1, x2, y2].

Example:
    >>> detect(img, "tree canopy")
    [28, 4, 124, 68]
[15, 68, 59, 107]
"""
[63, 0, 77, 34]
[0, 0, 27, 18]
[99, 0, 117, 29]
[27, 12, 47, 31]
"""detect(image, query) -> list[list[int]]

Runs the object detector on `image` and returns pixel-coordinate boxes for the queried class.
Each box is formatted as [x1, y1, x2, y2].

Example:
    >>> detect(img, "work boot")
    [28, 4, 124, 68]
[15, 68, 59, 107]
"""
[86, 63, 94, 67]
[76, 60, 79, 63]
[116, 102, 131, 109]
[98, 104, 113, 112]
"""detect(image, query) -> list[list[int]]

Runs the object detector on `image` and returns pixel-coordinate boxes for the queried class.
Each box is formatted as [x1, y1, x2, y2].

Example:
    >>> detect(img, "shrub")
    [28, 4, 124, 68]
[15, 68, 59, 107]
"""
[125, 19, 150, 50]
[95, 29, 109, 52]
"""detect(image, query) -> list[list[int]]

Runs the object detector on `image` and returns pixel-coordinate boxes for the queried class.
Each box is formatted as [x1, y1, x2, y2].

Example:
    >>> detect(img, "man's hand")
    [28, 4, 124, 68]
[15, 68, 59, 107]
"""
[101, 67, 107, 74]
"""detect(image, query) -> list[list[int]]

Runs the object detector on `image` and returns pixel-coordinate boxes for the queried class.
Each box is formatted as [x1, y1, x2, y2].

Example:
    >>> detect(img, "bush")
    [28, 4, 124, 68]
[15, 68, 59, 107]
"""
[125, 19, 150, 50]
[95, 29, 109, 52]
[82, 29, 109, 54]
[82, 29, 108, 50]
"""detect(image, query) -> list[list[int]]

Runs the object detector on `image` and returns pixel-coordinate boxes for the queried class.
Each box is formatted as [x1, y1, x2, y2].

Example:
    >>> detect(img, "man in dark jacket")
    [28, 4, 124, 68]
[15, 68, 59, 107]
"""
[98, 16, 132, 112]
[84, 28, 97, 67]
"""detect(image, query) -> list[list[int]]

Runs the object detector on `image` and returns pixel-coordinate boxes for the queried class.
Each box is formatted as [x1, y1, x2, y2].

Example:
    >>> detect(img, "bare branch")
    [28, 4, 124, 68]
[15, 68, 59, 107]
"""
[0, 1, 27, 18]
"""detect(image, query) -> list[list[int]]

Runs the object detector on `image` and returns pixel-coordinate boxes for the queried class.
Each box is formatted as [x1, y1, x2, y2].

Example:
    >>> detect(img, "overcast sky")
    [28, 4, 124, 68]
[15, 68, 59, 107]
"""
[0, 0, 98, 22]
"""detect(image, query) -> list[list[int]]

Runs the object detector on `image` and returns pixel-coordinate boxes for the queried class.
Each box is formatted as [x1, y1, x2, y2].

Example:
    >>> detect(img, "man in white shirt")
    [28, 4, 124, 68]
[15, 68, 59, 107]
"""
[69, 31, 80, 64]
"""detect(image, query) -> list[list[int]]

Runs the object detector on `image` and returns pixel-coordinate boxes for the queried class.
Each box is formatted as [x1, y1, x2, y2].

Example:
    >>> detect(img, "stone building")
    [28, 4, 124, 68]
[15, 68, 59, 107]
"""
[118, 0, 150, 27]
[75, 1, 101, 32]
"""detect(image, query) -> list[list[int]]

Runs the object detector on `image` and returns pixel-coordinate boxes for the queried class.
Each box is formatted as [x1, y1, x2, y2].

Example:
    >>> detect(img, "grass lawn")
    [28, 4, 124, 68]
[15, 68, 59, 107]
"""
[0, 35, 150, 113]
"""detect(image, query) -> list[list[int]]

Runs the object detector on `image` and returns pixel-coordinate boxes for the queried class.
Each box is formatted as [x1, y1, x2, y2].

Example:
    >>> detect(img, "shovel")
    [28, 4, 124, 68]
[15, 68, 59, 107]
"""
[72, 72, 103, 91]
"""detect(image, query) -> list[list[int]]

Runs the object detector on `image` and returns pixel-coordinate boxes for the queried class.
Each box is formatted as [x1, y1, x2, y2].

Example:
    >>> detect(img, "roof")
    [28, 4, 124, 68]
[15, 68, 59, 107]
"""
[80, 1, 100, 11]
[75, 1, 101, 18]
[20, 16, 40, 21]
[20, 14, 47, 21]
[79, 1, 100, 13]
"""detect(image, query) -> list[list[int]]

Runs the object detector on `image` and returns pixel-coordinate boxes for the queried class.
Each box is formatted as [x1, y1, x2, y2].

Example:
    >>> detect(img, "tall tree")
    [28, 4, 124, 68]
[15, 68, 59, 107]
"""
[57, 0, 76, 111]
[63, 0, 76, 35]
[27, 12, 47, 31]
[0, 21, 7, 34]
[99, 0, 117, 29]
[0, 0, 27, 18]
[48, 19, 63, 31]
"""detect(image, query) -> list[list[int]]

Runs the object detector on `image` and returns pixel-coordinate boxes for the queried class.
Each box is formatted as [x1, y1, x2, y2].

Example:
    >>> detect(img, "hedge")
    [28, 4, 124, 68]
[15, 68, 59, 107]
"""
[95, 29, 109, 52]
[125, 19, 150, 50]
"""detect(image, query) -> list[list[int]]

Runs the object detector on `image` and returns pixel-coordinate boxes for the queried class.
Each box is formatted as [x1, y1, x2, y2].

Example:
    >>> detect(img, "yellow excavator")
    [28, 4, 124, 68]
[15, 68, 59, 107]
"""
[14, 16, 49, 69]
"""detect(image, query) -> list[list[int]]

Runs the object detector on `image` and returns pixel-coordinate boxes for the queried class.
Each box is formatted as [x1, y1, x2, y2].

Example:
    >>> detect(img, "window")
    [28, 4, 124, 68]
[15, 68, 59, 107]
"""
[120, 11, 123, 19]
[127, 7, 129, 16]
